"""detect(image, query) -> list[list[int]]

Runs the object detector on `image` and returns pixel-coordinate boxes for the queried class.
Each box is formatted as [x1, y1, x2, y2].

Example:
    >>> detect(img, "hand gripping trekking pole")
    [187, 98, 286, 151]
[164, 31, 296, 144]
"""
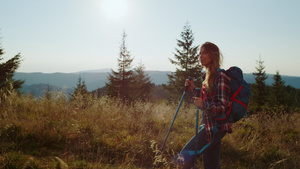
[161, 86, 188, 151]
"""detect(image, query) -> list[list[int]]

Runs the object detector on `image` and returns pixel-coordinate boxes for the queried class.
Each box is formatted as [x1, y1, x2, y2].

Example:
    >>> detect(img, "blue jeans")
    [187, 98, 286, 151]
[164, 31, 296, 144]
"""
[178, 127, 226, 169]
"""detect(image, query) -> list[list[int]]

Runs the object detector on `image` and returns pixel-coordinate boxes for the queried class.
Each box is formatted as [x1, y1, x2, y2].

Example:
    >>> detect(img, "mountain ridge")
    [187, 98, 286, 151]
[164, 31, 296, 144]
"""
[14, 70, 300, 95]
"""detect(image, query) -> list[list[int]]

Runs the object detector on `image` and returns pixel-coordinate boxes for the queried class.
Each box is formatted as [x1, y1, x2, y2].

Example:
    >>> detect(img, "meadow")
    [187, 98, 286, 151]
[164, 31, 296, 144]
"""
[0, 91, 300, 169]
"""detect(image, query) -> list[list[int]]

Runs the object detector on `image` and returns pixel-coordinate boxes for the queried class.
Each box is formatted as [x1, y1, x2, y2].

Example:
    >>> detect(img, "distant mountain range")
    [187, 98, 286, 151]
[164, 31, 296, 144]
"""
[14, 69, 300, 96]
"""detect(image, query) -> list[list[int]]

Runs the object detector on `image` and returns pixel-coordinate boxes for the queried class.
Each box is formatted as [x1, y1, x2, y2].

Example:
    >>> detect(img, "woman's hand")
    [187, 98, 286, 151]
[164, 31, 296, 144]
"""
[193, 97, 203, 108]
[185, 79, 195, 92]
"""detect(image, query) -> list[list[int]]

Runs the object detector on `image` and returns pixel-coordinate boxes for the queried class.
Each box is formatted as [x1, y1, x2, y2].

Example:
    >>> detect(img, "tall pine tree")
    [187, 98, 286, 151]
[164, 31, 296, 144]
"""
[251, 57, 268, 111]
[106, 31, 134, 101]
[164, 22, 203, 102]
[131, 63, 154, 102]
[0, 40, 24, 101]
[270, 71, 287, 106]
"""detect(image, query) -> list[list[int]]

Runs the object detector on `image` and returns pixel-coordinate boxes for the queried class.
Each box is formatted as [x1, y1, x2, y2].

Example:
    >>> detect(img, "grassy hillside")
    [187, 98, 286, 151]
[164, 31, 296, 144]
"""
[0, 92, 299, 168]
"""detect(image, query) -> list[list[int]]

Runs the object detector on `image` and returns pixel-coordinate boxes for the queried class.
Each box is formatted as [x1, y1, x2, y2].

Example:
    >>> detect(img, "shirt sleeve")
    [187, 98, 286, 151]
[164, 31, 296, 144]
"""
[202, 72, 231, 117]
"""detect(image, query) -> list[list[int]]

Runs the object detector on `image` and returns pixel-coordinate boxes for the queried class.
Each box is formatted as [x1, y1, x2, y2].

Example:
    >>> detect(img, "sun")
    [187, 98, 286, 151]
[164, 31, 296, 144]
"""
[101, 0, 128, 19]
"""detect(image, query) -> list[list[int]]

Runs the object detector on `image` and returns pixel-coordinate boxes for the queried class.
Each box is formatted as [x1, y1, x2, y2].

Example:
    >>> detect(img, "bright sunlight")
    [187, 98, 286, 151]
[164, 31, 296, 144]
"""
[101, 0, 128, 19]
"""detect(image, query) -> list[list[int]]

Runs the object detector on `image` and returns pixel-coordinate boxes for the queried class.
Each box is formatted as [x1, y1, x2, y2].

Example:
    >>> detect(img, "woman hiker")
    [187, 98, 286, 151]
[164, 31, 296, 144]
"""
[177, 42, 232, 169]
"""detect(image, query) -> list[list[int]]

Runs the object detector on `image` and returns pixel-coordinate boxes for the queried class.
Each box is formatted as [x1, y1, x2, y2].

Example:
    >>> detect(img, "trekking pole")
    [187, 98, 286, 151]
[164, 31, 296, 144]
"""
[194, 88, 201, 167]
[161, 87, 188, 151]
[195, 106, 199, 167]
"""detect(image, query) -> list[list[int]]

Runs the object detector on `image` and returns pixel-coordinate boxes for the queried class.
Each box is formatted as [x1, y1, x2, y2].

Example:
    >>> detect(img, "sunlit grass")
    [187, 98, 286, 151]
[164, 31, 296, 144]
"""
[0, 91, 299, 168]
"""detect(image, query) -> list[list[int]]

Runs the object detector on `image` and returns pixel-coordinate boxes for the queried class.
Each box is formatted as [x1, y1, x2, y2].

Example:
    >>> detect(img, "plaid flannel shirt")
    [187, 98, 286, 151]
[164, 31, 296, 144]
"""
[200, 70, 232, 142]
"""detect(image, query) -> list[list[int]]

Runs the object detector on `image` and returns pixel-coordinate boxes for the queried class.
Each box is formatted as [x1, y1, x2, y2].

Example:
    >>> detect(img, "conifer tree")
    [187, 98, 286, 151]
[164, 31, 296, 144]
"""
[285, 85, 300, 107]
[70, 76, 88, 100]
[164, 22, 203, 102]
[251, 57, 268, 111]
[131, 63, 154, 101]
[270, 71, 287, 106]
[0, 41, 24, 101]
[106, 31, 134, 101]
[70, 76, 90, 108]
[44, 84, 52, 100]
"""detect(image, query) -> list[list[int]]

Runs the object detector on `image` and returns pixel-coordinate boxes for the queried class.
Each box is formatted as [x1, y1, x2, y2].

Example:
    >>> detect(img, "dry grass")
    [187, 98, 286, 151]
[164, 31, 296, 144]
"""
[0, 91, 299, 168]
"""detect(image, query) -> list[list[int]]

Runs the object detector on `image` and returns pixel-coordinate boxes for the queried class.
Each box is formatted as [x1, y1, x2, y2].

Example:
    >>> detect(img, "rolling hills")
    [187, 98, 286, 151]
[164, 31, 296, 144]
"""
[14, 70, 300, 96]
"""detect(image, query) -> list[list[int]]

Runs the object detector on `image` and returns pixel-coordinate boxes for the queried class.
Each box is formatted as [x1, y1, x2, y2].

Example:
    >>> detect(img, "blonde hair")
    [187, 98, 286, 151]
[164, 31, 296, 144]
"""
[201, 42, 223, 93]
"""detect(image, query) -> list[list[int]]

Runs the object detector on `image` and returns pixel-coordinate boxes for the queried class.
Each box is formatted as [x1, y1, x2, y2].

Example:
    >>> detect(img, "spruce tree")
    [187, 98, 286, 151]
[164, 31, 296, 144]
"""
[270, 71, 287, 106]
[70, 76, 90, 108]
[106, 31, 134, 101]
[70, 76, 88, 100]
[164, 22, 203, 102]
[131, 63, 154, 101]
[251, 57, 268, 111]
[285, 85, 300, 107]
[0, 41, 24, 101]
[44, 84, 52, 100]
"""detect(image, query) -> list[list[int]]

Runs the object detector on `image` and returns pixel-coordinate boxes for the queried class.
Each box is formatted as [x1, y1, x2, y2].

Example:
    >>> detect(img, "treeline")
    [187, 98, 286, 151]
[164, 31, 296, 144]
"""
[1, 23, 300, 114]
[249, 58, 300, 114]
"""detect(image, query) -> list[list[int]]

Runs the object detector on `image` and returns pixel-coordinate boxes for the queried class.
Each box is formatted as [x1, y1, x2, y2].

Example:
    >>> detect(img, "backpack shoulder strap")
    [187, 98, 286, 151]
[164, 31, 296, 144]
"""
[212, 68, 227, 91]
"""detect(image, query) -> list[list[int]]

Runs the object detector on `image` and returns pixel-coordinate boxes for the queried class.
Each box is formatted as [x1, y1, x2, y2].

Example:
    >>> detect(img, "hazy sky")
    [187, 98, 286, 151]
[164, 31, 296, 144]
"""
[1, 0, 299, 76]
